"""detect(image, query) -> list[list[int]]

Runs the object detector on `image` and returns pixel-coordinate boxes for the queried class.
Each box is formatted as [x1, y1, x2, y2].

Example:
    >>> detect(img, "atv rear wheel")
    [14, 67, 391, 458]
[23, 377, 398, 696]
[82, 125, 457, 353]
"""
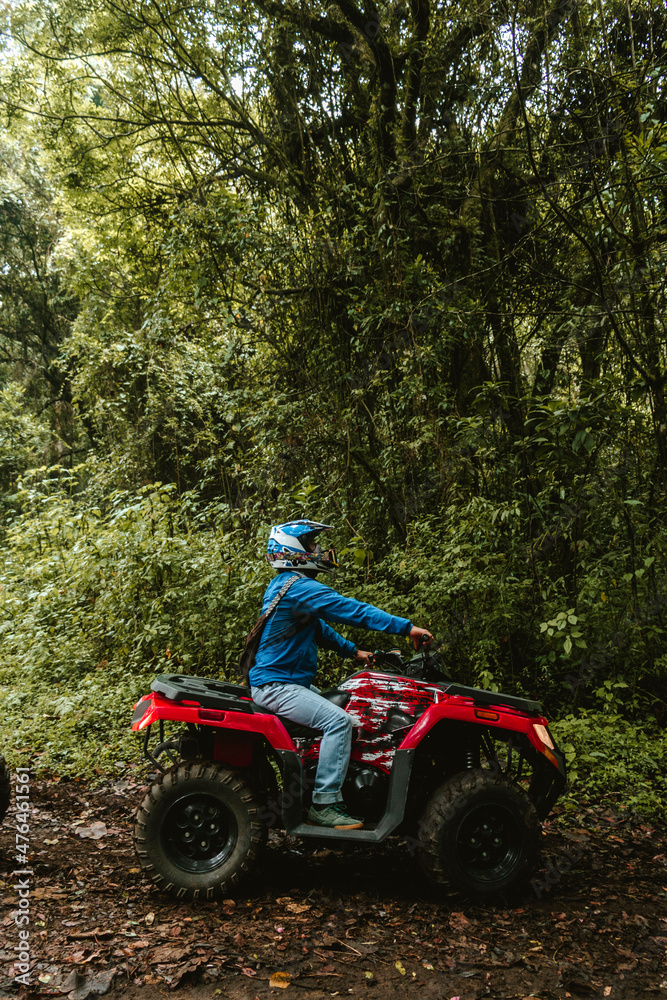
[418, 769, 540, 901]
[0, 755, 10, 824]
[134, 761, 266, 901]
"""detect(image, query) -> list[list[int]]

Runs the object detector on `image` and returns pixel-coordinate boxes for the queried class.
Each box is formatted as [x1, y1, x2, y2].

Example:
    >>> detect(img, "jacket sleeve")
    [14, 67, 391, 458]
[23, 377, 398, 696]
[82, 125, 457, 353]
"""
[292, 579, 413, 636]
[314, 620, 357, 658]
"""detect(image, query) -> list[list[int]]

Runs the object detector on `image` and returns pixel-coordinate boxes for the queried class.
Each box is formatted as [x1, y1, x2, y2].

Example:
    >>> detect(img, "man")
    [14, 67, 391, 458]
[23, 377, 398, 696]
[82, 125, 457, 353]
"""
[249, 519, 433, 830]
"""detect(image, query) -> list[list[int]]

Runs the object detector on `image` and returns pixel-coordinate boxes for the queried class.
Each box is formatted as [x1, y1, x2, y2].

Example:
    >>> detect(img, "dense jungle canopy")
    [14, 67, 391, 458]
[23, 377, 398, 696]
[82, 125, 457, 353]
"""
[0, 0, 666, 811]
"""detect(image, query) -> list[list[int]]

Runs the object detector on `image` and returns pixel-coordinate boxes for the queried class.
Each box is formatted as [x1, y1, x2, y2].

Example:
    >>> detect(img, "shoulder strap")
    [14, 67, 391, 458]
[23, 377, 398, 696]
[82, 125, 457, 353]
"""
[238, 575, 302, 683]
[264, 573, 301, 617]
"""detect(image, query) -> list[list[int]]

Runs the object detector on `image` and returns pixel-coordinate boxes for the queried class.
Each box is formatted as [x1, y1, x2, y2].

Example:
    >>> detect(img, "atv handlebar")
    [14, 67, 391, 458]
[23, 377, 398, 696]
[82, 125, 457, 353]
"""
[364, 640, 448, 681]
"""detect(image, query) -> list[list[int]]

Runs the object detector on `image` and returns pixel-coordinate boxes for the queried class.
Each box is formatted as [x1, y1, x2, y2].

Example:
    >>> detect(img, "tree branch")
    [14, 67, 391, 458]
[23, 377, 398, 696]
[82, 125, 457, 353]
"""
[401, 0, 430, 150]
[461, 0, 575, 239]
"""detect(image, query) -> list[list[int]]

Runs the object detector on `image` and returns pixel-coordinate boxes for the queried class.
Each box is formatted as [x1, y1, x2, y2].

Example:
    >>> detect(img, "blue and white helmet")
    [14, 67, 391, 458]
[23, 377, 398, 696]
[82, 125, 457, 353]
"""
[266, 519, 338, 574]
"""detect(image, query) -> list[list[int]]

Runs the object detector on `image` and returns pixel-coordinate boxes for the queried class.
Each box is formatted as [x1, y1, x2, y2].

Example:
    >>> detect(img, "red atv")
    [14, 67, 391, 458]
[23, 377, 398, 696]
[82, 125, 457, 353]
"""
[131, 645, 566, 901]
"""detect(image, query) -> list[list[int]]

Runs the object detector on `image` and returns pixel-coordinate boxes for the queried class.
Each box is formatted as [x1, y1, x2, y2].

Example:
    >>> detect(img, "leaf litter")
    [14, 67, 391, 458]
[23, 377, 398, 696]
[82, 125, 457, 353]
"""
[0, 773, 665, 1000]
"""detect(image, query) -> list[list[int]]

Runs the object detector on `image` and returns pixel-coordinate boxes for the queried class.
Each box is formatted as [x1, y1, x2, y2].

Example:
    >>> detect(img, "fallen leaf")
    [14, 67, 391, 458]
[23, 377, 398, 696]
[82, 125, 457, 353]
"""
[32, 887, 69, 901]
[74, 822, 108, 840]
[149, 944, 191, 965]
[450, 912, 471, 932]
[170, 957, 205, 988]
[395, 960, 406, 976]
[286, 902, 311, 914]
[62, 967, 117, 1000]
[269, 971, 291, 989]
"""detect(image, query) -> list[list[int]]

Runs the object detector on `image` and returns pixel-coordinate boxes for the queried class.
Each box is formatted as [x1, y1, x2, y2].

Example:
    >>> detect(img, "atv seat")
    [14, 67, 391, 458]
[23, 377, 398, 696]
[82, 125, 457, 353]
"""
[151, 676, 351, 733]
[320, 688, 351, 709]
[278, 719, 322, 739]
[275, 688, 351, 740]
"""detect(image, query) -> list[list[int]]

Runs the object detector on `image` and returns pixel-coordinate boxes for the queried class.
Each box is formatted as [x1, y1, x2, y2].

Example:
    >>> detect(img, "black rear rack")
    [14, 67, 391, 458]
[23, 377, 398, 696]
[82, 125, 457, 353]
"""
[444, 683, 542, 716]
[151, 674, 258, 712]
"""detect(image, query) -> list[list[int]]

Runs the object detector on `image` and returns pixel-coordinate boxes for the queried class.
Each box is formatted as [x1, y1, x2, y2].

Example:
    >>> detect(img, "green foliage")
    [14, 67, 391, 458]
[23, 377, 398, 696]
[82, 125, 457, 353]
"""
[0, 474, 275, 772]
[540, 609, 586, 659]
[0, 0, 665, 822]
[551, 712, 667, 822]
[0, 384, 49, 492]
[0, 475, 270, 679]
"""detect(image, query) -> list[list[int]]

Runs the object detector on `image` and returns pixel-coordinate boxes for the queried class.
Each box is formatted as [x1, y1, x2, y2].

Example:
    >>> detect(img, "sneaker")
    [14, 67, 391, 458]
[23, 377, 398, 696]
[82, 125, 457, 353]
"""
[307, 802, 364, 830]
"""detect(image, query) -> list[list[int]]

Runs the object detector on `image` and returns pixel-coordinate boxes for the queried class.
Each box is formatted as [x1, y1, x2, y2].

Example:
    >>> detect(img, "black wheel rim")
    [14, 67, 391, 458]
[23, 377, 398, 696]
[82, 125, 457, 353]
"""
[455, 802, 524, 885]
[162, 792, 238, 873]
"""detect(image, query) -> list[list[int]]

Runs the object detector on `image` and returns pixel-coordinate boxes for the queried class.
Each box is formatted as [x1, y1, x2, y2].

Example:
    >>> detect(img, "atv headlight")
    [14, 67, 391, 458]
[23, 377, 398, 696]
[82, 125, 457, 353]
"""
[532, 723, 554, 750]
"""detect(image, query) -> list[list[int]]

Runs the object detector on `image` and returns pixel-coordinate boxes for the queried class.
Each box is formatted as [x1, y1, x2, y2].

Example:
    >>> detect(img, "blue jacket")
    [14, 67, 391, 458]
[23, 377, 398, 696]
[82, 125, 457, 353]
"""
[248, 572, 413, 688]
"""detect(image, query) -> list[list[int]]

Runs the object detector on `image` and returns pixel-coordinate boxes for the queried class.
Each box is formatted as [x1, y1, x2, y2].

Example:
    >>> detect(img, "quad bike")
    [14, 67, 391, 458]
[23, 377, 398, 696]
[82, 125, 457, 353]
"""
[0, 755, 9, 824]
[131, 644, 566, 902]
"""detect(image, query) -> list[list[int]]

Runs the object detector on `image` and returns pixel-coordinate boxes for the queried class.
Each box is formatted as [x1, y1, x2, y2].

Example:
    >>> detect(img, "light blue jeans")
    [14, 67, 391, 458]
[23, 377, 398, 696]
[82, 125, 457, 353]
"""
[251, 682, 353, 804]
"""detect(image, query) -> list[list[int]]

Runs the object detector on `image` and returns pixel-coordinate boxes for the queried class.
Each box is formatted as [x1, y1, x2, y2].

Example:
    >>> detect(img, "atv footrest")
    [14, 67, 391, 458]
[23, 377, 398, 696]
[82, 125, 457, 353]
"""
[280, 748, 415, 843]
[286, 824, 385, 842]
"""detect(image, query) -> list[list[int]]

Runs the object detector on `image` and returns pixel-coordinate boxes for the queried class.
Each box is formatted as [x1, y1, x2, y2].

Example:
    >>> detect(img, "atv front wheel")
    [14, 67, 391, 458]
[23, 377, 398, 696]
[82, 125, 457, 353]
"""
[418, 769, 540, 901]
[134, 761, 266, 901]
[0, 756, 10, 824]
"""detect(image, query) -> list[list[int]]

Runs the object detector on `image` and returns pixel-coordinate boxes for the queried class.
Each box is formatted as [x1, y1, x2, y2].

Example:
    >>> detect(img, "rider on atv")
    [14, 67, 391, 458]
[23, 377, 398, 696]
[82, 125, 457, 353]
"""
[249, 520, 433, 830]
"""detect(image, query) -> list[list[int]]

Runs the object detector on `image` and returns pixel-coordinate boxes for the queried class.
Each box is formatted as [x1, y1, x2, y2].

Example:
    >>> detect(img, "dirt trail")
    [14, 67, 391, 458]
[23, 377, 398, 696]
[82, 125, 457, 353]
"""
[1, 772, 666, 1000]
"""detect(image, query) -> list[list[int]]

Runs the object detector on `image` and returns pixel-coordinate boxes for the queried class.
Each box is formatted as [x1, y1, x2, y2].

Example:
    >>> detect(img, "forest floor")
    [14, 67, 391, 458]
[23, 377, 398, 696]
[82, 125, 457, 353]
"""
[0, 769, 666, 1000]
